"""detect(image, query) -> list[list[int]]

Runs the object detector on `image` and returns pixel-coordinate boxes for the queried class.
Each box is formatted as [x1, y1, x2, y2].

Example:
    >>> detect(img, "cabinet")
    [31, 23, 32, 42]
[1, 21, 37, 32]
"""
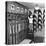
[6, 2, 28, 44]
[7, 19, 28, 44]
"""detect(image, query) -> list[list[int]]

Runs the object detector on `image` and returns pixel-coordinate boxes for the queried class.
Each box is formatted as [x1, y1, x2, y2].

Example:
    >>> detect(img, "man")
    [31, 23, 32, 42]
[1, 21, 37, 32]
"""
[28, 11, 34, 43]
[28, 11, 33, 33]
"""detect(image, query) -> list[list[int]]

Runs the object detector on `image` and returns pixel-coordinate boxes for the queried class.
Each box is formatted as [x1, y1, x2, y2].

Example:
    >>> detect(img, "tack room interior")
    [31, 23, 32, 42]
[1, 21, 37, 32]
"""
[5, 1, 45, 44]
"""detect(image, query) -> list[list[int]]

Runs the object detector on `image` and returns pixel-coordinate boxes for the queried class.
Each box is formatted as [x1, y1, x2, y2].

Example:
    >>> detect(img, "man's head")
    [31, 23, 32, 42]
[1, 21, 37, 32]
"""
[28, 11, 32, 18]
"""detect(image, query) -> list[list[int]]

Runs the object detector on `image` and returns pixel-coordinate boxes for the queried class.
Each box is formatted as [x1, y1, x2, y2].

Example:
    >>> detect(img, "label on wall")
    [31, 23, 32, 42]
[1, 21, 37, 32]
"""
[25, 9, 27, 14]
[7, 3, 15, 13]
[11, 4, 15, 10]
[21, 8, 24, 14]
[16, 7, 20, 13]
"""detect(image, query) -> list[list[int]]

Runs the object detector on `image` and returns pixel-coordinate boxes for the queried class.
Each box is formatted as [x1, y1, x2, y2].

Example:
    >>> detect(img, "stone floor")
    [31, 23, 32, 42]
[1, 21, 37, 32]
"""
[20, 39, 31, 44]
[20, 25, 45, 44]
[20, 37, 44, 44]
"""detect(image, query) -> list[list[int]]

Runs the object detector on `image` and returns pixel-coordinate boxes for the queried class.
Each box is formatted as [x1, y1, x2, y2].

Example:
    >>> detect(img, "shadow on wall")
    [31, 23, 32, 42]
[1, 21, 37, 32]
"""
[34, 37, 44, 43]
[34, 26, 45, 37]
[34, 26, 45, 43]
